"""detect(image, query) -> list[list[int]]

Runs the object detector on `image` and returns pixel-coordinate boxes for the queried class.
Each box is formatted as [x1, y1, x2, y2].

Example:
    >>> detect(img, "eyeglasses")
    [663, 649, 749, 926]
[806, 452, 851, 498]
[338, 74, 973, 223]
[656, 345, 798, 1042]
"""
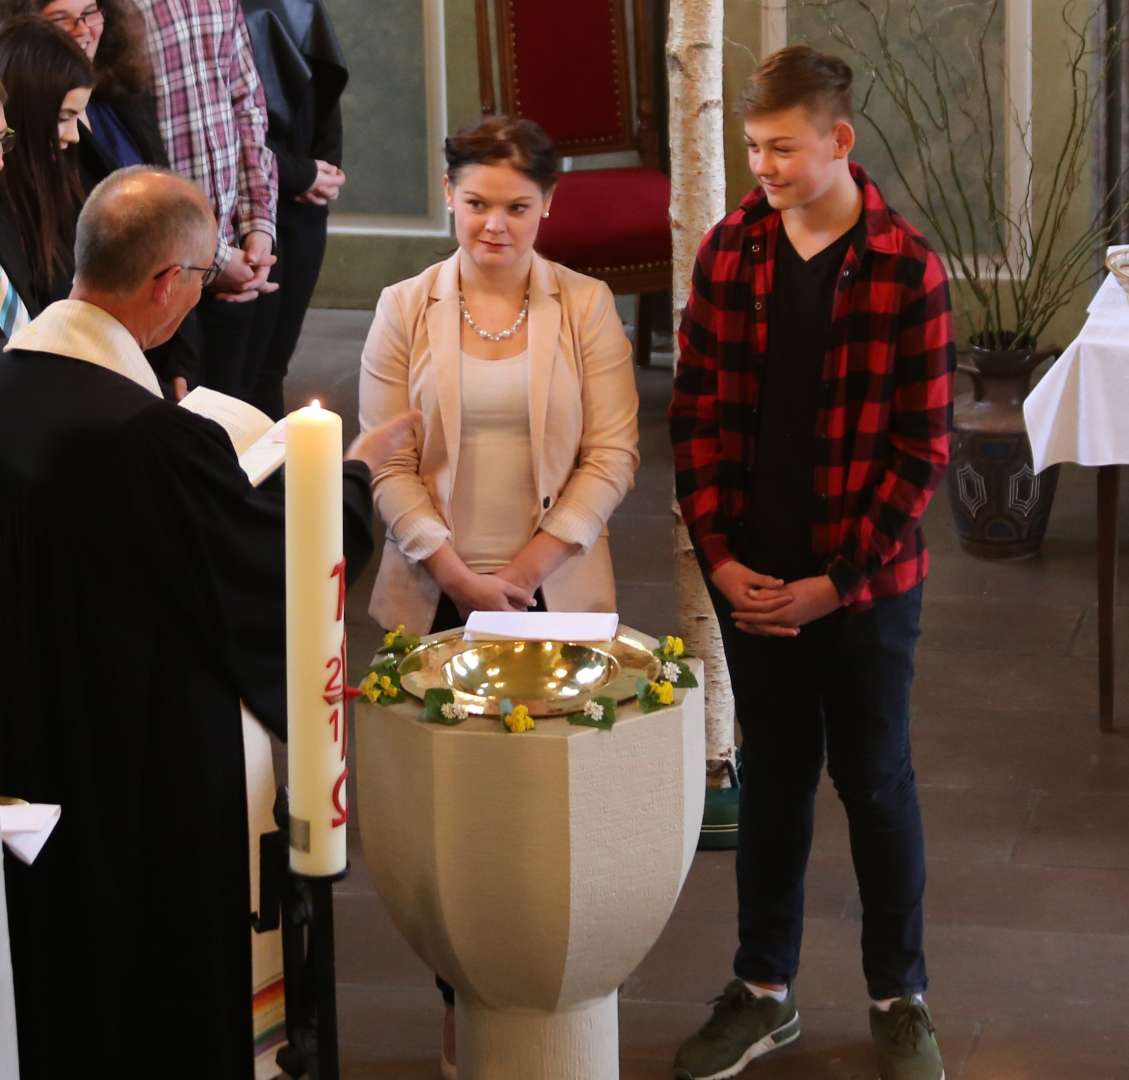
[45, 5, 104, 34]
[0, 127, 14, 152]
[154, 261, 221, 288]
[180, 261, 221, 288]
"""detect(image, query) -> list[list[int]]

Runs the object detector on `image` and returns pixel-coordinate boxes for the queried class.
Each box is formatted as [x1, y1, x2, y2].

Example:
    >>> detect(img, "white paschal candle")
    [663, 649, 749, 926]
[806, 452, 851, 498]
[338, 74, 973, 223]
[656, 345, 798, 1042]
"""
[285, 400, 348, 876]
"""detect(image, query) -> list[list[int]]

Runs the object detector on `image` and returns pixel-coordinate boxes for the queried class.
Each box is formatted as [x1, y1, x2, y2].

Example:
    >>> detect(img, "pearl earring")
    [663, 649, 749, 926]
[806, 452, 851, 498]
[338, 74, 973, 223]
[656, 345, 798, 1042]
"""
[542, 211, 550, 219]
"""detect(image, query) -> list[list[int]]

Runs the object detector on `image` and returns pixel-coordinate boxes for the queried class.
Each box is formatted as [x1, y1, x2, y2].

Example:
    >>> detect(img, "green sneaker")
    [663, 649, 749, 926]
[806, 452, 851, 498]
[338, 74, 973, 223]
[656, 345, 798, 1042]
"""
[673, 980, 800, 1079]
[869, 996, 945, 1080]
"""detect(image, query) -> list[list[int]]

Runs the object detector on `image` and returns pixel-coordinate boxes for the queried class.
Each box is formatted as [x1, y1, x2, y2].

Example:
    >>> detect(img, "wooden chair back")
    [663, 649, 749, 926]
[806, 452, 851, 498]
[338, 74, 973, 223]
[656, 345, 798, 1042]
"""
[474, 0, 658, 168]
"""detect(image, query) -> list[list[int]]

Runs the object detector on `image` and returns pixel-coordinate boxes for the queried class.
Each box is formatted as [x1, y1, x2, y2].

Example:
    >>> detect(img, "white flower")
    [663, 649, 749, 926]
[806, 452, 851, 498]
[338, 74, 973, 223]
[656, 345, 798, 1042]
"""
[582, 700, 605, 722]
[440, 702, 468, 721]
[661, 661, 681, 683]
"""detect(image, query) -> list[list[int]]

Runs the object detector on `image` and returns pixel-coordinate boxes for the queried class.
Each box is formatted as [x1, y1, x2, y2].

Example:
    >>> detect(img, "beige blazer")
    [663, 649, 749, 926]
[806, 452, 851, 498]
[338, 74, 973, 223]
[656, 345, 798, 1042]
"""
[359, 251, 640, 634]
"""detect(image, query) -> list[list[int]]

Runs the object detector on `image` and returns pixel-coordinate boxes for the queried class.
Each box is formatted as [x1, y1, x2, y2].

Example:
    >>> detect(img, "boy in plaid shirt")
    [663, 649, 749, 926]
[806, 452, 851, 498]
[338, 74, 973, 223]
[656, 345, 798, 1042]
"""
[670, 47, 953, 1080]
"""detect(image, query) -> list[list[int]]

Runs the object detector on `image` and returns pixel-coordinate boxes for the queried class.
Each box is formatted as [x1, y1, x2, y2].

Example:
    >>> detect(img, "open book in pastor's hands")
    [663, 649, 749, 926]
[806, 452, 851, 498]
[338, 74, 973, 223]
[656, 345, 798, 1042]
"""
[178, 386, 286, 486]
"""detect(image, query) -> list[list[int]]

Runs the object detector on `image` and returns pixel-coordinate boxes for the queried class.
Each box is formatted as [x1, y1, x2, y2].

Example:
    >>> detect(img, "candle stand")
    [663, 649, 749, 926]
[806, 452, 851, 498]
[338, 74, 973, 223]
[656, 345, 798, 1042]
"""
[253, 788, 346, 1080]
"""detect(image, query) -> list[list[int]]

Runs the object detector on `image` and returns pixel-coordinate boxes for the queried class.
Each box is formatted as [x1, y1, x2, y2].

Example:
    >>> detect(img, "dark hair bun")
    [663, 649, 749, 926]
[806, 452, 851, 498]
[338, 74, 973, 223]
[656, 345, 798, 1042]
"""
[445, 115, 558, 193]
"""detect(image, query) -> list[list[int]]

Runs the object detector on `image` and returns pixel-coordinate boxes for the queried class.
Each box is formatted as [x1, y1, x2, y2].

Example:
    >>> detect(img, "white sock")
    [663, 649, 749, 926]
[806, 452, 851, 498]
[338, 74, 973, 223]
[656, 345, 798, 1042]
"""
[872, 993, 924, 1012]
[743, 981, 788, 1003]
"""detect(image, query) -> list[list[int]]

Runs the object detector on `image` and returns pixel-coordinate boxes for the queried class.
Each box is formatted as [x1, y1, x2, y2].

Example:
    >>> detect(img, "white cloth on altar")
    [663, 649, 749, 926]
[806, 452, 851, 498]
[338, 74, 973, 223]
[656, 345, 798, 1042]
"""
[1, 803, 60, 1080]
[464, 610, 620, 642]
[1023, 257, 1129, 474]
[4, 299, 163, 398]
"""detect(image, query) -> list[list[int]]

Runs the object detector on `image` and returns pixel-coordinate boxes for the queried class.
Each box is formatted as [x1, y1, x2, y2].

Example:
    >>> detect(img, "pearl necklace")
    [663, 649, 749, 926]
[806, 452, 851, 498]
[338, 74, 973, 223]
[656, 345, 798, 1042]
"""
[458, 291, 530, 342]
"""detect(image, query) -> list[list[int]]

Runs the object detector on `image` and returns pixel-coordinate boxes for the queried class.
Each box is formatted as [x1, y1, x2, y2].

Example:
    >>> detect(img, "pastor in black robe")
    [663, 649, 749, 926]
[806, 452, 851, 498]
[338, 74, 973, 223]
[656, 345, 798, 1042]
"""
[0, 348, 374, 1080]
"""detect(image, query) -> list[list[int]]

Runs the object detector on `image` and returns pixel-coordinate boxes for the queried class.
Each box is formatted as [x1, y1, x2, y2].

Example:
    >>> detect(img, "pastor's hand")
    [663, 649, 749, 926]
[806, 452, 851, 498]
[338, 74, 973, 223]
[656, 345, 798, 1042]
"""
[345, 410, 421, 474]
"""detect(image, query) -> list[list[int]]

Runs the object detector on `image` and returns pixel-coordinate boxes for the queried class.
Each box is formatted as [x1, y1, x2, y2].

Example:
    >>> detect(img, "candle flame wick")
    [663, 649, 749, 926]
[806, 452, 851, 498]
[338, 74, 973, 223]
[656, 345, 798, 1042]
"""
[310, 398, 321, 409]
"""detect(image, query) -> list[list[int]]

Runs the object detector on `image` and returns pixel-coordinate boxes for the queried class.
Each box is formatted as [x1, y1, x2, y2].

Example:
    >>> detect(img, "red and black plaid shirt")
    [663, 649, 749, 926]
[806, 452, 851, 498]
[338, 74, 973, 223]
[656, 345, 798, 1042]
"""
[670, 163, 955, 607]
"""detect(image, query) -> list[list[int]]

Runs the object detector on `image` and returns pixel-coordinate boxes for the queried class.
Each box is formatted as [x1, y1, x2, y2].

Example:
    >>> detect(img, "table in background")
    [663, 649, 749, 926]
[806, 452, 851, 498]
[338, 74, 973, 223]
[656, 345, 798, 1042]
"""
[1024, 261, 1129, 732]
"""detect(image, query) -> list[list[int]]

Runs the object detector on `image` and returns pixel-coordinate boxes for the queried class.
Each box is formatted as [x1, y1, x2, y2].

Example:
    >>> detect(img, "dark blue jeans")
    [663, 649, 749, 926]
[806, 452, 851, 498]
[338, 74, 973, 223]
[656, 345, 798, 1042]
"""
[711, 582, 927, 1000]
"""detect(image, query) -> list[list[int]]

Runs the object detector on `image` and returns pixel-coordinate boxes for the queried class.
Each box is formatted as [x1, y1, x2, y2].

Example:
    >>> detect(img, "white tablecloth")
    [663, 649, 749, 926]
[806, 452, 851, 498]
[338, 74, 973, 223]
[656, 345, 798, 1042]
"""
[1024, 256, 1129, 473]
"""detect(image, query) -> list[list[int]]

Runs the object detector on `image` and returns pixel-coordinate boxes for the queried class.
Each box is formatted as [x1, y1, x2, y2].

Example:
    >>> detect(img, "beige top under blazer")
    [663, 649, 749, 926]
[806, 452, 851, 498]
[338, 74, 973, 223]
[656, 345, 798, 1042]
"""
[359, 251, 640, 634]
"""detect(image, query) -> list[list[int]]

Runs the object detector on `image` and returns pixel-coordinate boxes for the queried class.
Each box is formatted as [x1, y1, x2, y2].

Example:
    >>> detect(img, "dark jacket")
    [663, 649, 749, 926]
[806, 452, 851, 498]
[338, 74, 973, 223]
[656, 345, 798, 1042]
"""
[76, 89, 203, 388]
[241, 0, 347, 198]
[75, 89, 169, 186]
[0, 348, 374, 1080]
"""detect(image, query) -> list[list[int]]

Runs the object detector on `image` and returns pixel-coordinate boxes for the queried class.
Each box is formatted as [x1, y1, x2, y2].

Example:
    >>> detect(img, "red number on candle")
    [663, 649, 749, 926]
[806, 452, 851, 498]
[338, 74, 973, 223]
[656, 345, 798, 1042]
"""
[324, 655, 343, 700]
[331, 767, 348, 828]
[328, 705, 340, 743]
[331, 558, 347, 622]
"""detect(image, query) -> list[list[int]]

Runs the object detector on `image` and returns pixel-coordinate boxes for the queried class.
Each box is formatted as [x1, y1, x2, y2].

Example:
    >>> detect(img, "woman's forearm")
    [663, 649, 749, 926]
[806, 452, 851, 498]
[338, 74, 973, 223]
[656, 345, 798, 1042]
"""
[422, 542, 473, 594]
[498, 531, 579, 593]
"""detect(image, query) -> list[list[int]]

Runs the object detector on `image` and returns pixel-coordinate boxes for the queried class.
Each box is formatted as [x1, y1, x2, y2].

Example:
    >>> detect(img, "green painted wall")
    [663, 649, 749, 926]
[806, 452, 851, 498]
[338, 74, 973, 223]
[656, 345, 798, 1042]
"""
[331, 0, 429, 216]
[313, 0, 476, 309]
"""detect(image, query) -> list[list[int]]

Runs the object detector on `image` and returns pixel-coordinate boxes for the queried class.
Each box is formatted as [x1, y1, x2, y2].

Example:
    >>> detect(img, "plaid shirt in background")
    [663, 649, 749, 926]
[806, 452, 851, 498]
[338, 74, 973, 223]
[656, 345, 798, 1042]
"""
[135, 0, 277, 268]
[670, 163, 955, 608]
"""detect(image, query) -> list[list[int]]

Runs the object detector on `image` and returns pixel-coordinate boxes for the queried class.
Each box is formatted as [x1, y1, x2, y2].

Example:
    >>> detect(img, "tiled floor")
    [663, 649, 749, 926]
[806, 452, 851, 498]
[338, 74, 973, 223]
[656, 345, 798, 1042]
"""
[285, 309, 1129, 1079]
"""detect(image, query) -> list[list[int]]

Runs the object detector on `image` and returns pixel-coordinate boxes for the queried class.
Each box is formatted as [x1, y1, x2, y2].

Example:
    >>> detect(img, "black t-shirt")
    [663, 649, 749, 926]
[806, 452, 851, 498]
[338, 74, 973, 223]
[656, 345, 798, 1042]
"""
[742, 215, 864, 580]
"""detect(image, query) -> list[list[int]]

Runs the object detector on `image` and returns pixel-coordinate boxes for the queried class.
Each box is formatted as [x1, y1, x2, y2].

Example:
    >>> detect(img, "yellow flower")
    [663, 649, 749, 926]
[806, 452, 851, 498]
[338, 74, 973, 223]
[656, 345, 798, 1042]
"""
[650, 680, 675, 706]
[359, 672, 380, 703]
[503, 704, 535, 733]
[661, 635, 685, 658]
[384, 623, 407, 649]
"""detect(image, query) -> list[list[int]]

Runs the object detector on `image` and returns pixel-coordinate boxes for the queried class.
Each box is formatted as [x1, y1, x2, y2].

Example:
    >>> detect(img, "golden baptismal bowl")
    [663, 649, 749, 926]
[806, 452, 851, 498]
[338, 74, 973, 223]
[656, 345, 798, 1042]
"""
[396, 627, 661, 717]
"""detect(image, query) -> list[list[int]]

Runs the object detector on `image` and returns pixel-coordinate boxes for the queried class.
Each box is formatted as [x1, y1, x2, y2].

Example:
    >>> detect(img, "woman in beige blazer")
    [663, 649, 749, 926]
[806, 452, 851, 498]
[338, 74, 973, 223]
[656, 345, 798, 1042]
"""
[359, 116, 639, 640]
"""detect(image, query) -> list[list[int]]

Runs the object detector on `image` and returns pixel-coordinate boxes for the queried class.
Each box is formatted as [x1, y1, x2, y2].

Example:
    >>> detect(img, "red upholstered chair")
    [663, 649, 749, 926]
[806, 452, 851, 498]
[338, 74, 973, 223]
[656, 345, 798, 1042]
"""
[474, 0, 671, 367]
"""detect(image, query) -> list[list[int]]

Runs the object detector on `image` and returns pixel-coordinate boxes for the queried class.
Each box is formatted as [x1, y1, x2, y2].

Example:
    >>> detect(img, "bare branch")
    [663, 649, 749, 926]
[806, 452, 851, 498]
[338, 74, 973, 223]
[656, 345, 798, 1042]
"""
[803, 0, 1129, 343]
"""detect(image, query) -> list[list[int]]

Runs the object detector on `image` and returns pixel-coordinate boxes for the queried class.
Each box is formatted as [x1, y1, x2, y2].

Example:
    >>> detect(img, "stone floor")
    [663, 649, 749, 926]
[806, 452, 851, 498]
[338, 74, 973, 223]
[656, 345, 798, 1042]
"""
[284, 309, 1129, 1080]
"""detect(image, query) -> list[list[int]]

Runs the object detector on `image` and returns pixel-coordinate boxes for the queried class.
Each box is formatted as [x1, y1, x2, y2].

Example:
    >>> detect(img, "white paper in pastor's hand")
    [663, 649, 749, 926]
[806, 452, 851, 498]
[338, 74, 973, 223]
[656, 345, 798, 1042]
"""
[0, 803, 61, 865]
[464, 611, 619, 642]
[178, 385, 287, 486]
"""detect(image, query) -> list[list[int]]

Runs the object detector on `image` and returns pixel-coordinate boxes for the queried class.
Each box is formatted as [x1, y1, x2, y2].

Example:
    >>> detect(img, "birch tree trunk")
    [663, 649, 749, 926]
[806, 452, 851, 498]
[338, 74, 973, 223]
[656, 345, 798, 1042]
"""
[667, 0, 735, 781]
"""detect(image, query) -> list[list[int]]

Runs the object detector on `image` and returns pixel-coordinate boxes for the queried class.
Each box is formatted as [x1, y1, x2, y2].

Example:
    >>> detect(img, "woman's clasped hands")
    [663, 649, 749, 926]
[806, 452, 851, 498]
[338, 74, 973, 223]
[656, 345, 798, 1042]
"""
[447, 566, 536, 621]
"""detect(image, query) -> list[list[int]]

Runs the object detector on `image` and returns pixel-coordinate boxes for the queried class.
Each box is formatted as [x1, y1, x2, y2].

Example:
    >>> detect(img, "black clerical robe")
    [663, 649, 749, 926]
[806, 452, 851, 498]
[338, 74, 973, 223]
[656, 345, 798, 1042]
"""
[0, 350, 374, 1080]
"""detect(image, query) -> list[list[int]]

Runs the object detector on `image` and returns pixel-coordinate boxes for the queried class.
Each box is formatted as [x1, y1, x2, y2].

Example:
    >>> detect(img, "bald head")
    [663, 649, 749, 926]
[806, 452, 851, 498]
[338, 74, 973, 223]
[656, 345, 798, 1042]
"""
[75, 167, 217, 295]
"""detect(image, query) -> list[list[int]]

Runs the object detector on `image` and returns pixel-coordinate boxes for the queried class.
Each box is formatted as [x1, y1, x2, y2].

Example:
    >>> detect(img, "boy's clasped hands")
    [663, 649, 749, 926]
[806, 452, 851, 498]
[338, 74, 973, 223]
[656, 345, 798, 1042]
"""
[710, 561, 841, 636]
